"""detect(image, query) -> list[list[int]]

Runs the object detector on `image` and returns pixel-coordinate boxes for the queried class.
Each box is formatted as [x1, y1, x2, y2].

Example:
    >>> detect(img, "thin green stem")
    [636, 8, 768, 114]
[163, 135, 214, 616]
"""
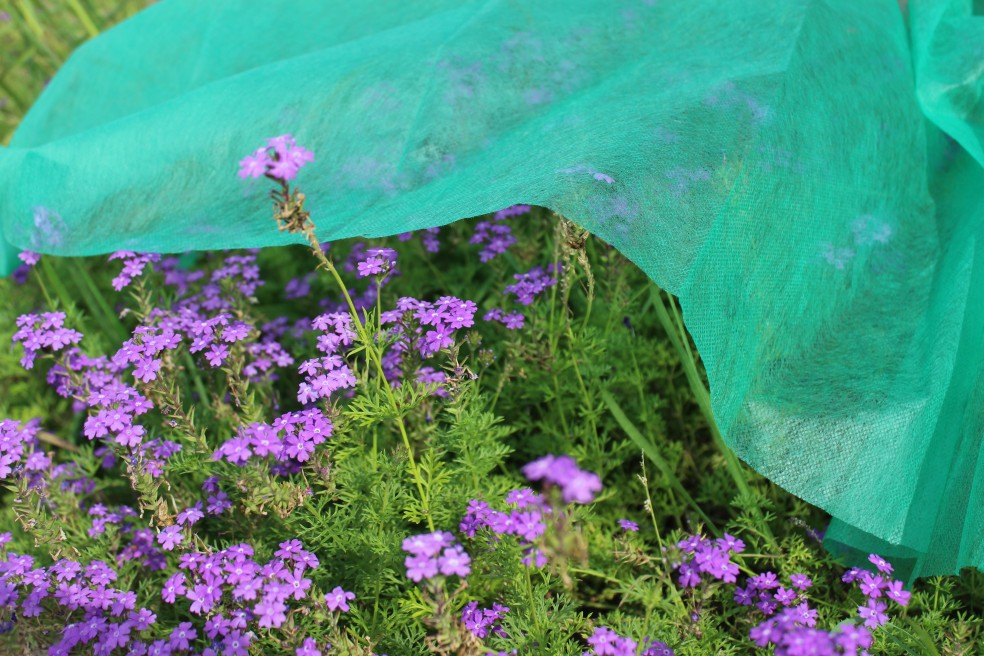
[640, 456, 687, 613]
[305, 234, 434, 531]
[648, 285, 778, 550]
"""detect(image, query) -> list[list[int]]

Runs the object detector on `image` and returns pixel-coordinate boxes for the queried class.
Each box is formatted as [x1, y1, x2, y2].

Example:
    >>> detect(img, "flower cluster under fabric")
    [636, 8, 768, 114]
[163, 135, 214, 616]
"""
[585, 627, 674, 656]
[398, 227, 441, 254]
[12, 311, 83, 369]
[469, 204, 530, 263]
[238, 134, 314, 182]
[402, 532, 472, 582]
[484, 264, 559, 331]
[843, 554, 912, 627]
[741, 554, 911, 655]
[109, 251, 162, 292]
[11, 249, 40, 284]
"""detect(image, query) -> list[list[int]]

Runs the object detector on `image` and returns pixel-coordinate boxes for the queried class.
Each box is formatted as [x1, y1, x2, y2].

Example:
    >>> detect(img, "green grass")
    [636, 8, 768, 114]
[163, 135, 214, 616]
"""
[0, 0, 149, 144]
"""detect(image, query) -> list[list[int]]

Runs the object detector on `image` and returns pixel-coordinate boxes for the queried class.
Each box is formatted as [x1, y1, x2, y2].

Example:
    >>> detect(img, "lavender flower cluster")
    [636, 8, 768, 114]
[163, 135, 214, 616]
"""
[0, 537, 168, 655]
[460, 601, 509, 639]
[0, 418, 47, 481]
[12, 311, 83, 369]
[238, 134, 314, 182]
[483, 264, 559, 330]
[469, 204, 530, 263]
[673, 532, 913, 655]
[213, 409, 333, 467]
[402, 532, 472, 582]
[459, 455, 601, 569]
[585, 627, 674, 656]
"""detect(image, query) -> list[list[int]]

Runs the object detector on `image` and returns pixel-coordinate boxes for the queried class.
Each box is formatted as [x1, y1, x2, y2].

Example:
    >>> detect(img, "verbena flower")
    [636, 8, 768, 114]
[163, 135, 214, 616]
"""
[324, 586, 355, 612]
[238, 134, 314, 181]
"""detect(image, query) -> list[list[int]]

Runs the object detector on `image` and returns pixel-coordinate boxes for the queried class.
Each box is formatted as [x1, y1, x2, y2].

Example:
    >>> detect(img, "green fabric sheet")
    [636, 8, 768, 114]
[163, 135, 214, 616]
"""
[0, 0, 982, 579]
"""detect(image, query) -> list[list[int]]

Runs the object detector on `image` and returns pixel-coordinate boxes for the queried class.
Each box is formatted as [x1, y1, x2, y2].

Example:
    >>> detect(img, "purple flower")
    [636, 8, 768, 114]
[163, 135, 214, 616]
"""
[858, 599, 889, 628]
[239, 135, 313, 181]
[324, 586, 355, 612]
[774, 587, 797, 606]
[437, 545, 471, 577]
[401, 532, 453, 558]
[18, 250, 40, 266]
[868, 553, 894, 575]
[156, 526, 184, 551]
[885, 580, 911, 606]
[177, 504, 204, 526]
[254, 594, 288, 628]
[238, 147, 272, 179]
[168, 622, 196, 651]
[461, 601, 509, 639]
[677, 562, 701, 588]
[205, 343, 230, 367]
[404, 554, 439, 582]
[789, 573, 812, 590]
[835, 622, 873, 651]
[859, 571, 885, 598]
[296, 637, 323, 656]
[162, 572, 186, 603]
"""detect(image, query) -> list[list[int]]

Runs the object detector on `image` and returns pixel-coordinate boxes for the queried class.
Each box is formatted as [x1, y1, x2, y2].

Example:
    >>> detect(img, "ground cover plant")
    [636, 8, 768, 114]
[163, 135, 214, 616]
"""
[1, 3, 983, 656]
[0, 131, 981, 655]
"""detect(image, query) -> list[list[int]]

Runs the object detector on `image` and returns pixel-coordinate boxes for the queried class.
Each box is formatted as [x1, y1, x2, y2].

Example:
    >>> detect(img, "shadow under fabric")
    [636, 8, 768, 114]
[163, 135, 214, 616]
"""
[0, 0, 981, 581]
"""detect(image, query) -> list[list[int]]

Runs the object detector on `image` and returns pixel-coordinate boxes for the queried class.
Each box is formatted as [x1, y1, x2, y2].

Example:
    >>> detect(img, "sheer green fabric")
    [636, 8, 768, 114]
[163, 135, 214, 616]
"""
[1, 0, 981, 579]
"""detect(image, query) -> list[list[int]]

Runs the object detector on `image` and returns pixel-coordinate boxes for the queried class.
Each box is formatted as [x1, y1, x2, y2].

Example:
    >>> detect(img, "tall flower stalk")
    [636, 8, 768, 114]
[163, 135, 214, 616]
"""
[239, 134, 436, 530]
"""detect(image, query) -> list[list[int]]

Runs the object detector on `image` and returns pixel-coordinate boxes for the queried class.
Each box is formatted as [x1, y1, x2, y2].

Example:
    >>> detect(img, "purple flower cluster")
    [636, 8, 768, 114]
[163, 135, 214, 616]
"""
[402, 532, 471, 582]
[86, 504, 169, 571]
[585, 627, 674, 656]
[73, 349, 181, 466]
[297, 312, 358, 404]
[482, 308, 525, 331]
[843, 554, 911, 626]
[159, 539, 324, 652]
[379, 295, 478, 365]
[521, 454, 602, 504]
[109, 251, 162, 291]
[109, 252, 288, 380]
[0, 546, 162, 656]
[12, 311, 84, 369]
[213, 408, 333, 467]
[483, 263, 559, 331]
[238, 134, 314, 181]
[503, 265, 558, 306]
[674, 533, 744, 587]
[670, 534, 912, 656]
[355, 247, 398, 279]
[461, 601, 508, 639]
[460, 456, 601, 569]
[470, 204, 530, 262]
[0, 418, 47, 481]
[398, 227, 441, 253]
[11, 250, 40, 284]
